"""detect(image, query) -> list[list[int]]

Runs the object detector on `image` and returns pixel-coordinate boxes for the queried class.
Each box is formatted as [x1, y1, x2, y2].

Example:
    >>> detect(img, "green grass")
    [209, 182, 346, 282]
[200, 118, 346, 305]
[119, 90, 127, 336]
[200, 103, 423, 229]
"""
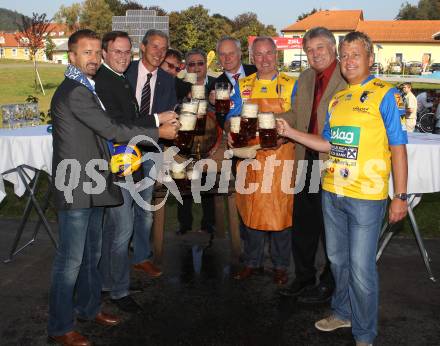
[0, 59, 65, 114]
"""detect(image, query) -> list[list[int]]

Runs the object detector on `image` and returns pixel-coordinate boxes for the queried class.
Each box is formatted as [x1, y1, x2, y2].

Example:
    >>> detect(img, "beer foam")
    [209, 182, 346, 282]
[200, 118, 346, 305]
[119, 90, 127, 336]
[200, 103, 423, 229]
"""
[184, 72, 197, 84]
[230, 116, 241, 133]
[258, 112, 275, 129]
[241, 103, 258, 118]
[179, 113, 197, 131]
[187, 169, 201, 180]
[197, 100, 208, 115]
[181, 102, 198, 114]
[191, 85, 205, 99]
[171, 162, 186, 174]
[216, 89, 230, 100]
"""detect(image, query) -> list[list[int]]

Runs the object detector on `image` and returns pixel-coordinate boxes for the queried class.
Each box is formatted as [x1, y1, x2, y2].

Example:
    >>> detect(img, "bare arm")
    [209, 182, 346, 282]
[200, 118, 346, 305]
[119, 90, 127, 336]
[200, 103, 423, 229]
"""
[388, 144, 408, 223]
[277, 118, 331, 153]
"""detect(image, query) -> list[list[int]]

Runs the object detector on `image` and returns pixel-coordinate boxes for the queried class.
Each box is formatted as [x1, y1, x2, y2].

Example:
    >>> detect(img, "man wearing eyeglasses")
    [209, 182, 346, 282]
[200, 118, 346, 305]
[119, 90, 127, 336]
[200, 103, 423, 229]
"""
[161, 48, 192, 102]
[176, 48, 216, 235]
[94, 31, 178, 313]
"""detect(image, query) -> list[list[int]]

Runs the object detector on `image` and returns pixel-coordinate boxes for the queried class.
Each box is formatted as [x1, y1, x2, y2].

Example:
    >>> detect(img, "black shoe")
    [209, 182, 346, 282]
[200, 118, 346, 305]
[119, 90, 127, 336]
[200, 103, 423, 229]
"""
[298, 283, 333, 304]
[278, 278, 315, 297]
[111, 295, 143, 313]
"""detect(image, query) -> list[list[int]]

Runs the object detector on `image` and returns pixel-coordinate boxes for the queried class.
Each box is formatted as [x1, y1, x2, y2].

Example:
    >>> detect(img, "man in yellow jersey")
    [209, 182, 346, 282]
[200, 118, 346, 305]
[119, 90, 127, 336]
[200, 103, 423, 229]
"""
[276, 31, 408, 346]
[226, 36, 297, 285]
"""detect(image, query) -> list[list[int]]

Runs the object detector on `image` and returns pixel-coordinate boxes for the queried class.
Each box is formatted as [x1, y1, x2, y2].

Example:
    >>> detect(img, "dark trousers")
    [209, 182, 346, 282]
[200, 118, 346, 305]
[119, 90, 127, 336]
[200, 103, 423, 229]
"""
[291, 151, 334, 287]
[177, 194, 215, 232]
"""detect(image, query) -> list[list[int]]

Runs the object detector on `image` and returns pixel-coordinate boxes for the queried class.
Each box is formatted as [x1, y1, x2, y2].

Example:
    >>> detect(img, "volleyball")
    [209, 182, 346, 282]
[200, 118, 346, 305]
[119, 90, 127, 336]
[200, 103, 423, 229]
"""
[110, 144, 142, 177]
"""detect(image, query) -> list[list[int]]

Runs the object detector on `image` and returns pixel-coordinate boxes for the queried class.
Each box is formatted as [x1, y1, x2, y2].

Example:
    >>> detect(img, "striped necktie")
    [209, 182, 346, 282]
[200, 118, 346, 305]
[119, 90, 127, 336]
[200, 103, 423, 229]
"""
[140, 73, 153, 117]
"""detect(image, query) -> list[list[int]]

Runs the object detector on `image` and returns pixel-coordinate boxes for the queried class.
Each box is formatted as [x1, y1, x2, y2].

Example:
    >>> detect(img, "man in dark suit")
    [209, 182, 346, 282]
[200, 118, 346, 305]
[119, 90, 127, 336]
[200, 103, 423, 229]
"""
[48, 29, 178, 345]
[95, 31, 177, 313]
[125, 29, 177, 277]
[278, 27, 347, 303]
[175, 48, 216, 235]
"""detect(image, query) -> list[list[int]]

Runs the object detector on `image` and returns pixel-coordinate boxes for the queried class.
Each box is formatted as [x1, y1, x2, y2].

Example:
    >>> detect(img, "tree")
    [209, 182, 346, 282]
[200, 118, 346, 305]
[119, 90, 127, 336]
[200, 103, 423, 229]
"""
[145, 5, 167, 16]
[297, 8, 320, 21]
[45, 36, 56, 61]
[54, 3, 81, 32]
[15, 12, 52, 93]
[396, 0, 440, 19]
[80, 0, 114, 36]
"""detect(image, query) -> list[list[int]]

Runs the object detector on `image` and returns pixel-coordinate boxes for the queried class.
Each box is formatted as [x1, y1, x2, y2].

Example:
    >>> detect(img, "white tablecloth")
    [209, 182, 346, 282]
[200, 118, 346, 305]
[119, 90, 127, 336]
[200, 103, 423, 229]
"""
[0, 126, 52, 202]
[389, 132, 440, 198]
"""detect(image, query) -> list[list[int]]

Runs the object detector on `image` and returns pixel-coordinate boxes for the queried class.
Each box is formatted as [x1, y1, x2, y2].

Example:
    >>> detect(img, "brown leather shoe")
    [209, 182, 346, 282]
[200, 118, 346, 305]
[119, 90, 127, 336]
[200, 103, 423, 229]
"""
[233, 266, 264, 280]
[94, 312, 121, 326]
[48, 331, 90, 346]
[273, 269, 288, 285]
[133, 260, 162, 278]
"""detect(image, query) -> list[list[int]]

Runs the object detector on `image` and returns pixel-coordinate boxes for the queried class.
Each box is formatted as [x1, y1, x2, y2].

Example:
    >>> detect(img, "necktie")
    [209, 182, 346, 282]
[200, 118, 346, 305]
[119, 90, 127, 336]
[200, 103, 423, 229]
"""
[140, 73, 153, 117]
[308, 74, 324, 134]
[232, 73, 240, 83]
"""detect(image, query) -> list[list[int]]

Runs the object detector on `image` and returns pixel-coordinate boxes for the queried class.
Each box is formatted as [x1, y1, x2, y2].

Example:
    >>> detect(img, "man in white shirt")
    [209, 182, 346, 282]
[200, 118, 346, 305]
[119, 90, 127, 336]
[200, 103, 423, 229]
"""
[401, 82, 417, 132]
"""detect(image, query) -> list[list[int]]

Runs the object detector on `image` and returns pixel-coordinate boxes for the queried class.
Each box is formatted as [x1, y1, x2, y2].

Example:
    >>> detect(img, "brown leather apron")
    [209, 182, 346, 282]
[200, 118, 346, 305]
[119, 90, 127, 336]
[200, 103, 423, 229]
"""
[236, 94, 295, 231]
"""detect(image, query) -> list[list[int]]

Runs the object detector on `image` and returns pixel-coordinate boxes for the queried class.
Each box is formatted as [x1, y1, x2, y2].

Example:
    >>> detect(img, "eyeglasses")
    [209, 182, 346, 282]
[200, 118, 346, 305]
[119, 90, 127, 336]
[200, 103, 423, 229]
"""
[164, 60, 181, 72]
[187, 61, 205, 68]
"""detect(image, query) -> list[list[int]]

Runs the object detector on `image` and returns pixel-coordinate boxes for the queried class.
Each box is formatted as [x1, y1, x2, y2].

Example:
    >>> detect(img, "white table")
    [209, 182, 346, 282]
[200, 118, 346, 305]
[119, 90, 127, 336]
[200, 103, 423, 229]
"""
[378, 132, 440, 282]
[0, 125, 57, 262]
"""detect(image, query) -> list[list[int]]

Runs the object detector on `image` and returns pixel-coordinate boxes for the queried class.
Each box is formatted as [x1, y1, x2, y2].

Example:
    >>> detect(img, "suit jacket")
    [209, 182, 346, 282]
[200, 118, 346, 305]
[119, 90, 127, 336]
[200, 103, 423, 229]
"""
[282, 62, 347, 177]
[209, 64, 257, 92]
[51, 78, 160, 210]
[125, 61, 177, 114]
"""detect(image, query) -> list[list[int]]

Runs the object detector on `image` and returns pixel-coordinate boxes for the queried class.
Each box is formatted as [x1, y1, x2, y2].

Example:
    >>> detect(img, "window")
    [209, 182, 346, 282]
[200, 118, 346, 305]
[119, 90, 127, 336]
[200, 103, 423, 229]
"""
[395, 53, 403, 63]
[0, 48, 4, 57]
[12, 48, 17, 56]
[0, 36, 4, 44]
[25, 48, 29, 56]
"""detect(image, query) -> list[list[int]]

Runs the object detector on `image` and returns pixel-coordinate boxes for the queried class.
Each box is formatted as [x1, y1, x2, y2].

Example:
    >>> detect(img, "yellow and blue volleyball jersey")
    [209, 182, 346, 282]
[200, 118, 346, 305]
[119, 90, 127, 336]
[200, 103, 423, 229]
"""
[226, 72, 297, 120]
[322, 76, 407, 200]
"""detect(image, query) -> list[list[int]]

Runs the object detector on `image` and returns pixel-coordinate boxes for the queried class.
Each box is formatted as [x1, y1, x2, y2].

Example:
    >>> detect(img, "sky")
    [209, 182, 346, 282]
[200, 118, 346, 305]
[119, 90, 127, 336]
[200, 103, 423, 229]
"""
[0, 0, 420, 33]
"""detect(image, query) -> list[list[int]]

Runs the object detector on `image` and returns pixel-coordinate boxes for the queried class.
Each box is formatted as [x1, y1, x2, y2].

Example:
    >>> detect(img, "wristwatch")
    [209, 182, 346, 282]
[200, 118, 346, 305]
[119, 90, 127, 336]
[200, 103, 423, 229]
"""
[393, 193, 408, 201]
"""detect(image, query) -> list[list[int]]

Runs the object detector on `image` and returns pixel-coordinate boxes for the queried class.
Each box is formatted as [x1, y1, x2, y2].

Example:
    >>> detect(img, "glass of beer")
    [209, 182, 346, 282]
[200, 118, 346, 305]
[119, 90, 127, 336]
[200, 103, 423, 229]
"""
[184, 72, 197, 84]
[174, 112, 197, 154]
[230, 116, 246, 147]
[215, 82, 231, 116]
[171, 162, 187, 190]
[258, 112, 277, 148]
[239, 103, 258, 142]
[181, 100, 199, 114]
[191, 85, 205, 100]
[194, 100, 208, 136]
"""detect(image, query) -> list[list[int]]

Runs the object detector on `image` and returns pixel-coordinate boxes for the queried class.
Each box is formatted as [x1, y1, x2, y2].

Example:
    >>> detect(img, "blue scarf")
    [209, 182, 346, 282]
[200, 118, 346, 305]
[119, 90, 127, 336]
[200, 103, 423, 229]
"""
[64, 64, 115, 153]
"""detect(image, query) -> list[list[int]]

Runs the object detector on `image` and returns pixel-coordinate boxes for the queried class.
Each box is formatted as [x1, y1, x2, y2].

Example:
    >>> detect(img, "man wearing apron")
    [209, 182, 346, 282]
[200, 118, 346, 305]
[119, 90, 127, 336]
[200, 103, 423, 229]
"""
[226, 36, 297, 285]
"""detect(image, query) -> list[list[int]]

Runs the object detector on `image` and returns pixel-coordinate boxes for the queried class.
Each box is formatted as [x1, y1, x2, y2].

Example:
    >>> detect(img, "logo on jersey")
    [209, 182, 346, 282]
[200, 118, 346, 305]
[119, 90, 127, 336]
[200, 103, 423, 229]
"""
[345, 94, 352, 101]
[373, 81, 385, 88]
[360, 90, 373, 103]
[394, 93, 405, 110]
[330, 126, 360, 146]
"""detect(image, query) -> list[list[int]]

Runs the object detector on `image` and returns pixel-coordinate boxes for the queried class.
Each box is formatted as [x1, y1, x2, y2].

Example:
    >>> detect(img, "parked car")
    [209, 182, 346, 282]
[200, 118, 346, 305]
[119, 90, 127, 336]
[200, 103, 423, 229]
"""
[289, 60, 308, 72]
[405, 61, 423, 75]
[429, 62, 440, 72]
[370, 62, 384, 74]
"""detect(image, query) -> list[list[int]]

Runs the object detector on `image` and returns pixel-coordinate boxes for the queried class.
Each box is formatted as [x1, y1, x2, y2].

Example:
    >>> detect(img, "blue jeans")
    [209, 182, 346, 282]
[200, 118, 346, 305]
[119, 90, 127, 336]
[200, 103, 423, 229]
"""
[131, 159, 155, 264]
[100, 188, 134, 299]
[48, 207, 104, 336]
[242, 222, 291, 270]
[322, 191, 386, 344]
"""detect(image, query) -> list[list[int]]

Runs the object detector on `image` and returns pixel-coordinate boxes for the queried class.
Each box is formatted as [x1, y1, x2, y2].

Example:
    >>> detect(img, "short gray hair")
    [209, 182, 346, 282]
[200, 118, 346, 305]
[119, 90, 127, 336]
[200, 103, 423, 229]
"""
[185, 48, 207, 62]
[339, 31, 373, 58]
[302, 26, 336, 51]
[250, 36, 276, 55]
[141, 29, 169, 46]
[216, 36, 241, 54]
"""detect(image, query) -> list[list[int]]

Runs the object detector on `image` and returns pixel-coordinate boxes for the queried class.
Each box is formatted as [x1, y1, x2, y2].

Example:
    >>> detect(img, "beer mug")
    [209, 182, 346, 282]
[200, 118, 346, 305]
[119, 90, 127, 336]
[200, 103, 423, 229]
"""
[181, 100, 199, 114]
[258, 112, 277, 148]
[230, 116, 245, 148]
[191, 84, 205, 100]
[174, 112, 197, 153]
[215, 81, 231, 116]
[239, 103, 258, 142]
[194, 100, 208, 136]
[184, 72, 197, 84]
[171, 162, 187, 190]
